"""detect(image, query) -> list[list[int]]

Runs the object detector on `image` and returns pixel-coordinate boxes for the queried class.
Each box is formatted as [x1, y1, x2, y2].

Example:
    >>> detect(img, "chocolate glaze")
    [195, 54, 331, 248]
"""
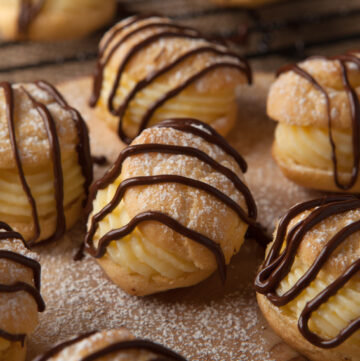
[83, 118, 266, 283]
[92, 155, 108, 166]
[90, 14, 252, 144]
[34, 331, 187, 361]
[18, 0, 45, 36]
[277, 52, 360, 190]
[255, 194, 360, 348]
[0, 222, 45, 346]
[0, 82, 92, 246]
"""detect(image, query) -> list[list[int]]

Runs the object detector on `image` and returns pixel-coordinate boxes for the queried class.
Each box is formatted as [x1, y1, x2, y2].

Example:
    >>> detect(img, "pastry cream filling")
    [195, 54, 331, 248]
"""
[99, 70, 236, 132]
[0, 153, 85, 222]
[277, 257, 360, 344]
[91, 183, 198, 280]
[275, 123, 353, 173]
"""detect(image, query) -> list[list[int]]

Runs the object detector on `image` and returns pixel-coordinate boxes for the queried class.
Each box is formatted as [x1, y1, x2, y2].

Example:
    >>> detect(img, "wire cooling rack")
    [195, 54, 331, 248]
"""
[0, 0, 360, 82]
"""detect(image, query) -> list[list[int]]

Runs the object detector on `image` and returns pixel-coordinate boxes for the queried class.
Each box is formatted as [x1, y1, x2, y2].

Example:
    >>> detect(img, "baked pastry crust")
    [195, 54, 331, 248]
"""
[0, 222, 45, 361]
[255, 195, 360, 361]
[84, 118, 257, 296]
[33, 329, 187, 361]
[0, 0, 116, 41]
[90, 15, 251, 144]
[268, 52, 360, 192]
[0, 81, 92, 246]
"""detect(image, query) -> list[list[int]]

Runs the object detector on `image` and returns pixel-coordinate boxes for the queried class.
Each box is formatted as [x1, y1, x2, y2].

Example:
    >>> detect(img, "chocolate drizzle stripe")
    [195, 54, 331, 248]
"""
[18, 0, 45, 36]
[0, 328, 26, 346]
[33, 333, 187, 361]
[299, 256, 360, 348]
[98, 14, 162, 56]
[0, 281, 45, 312]
[103, 22, 200, 65]
[22, 87, 66, 245]
[90, 15, 251, 144]
[277, 53, 360, 190]
[0, 229, 28, 249]
[154, 118, 248, 173]
[91, 155, 108, 166]
[0, 250, 41, 290]
[338, 60, 360, 189]
[87, 210, 227, 283]
[255, 195, 360, 348]
[79, 340, 187, 361]
[0, 82, 40, 244]
[33, 331, 98, 361]
[0, 222, 14, 233]
[35, 80, 93, 202]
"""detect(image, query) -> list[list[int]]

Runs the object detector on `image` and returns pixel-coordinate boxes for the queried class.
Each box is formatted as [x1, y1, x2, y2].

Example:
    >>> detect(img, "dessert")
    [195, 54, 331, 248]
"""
[0, 222, 45, 361]
[268, 51, 360, 192]
[83, 118, 259, 296]
[0, 0, 116, 41]
[0, 81, 93, 246]
[255, 195, 360, 361]
[90, 14, 252, 144]
[33, 329, 187, 361]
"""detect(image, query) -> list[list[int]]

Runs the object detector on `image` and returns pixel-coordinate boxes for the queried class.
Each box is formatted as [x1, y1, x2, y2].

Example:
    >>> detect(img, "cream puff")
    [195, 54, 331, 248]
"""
[32, 329, 187, 361]
[83, 118, 259, 296]
[0, 222, 45, 361]
[0, 0, 116, 41]
[0, 81, 93, 246]
[268, 51, 360, 192]
[255, 195, 360, 361]
[90, 14, 252, 144]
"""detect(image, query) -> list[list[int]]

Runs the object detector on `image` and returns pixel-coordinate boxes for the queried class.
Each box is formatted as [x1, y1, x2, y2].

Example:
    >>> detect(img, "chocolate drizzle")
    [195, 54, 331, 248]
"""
[0, 81, 92, 246]
[0, 222, 45, 346]
[90, 14, 252, 144]
[92, 155, 108, 166]
[18, 0, 45, 36]
[33, 331, 98, 361]
[277, 52, 360, 190]
[83, 118, 265, 283]
[255, 194, 360, 348]
[34, 331, 187, 361]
